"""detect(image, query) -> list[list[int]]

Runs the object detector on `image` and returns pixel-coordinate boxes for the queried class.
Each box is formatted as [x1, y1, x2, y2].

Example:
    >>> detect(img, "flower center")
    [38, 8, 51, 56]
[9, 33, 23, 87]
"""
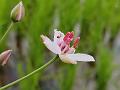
[63, 32, 74, 45]
[58, 31, 80, 54]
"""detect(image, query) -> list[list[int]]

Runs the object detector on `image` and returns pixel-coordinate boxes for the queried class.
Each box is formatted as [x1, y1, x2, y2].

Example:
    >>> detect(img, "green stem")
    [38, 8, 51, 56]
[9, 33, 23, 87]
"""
[0, 22, 14, 44]
[0, 55, 59, 90]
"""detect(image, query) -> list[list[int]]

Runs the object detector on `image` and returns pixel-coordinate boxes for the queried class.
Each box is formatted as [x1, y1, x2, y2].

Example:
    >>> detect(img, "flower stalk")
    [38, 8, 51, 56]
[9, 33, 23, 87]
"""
[0, 1, 25, 44]
[0, 55, 59, 90]
[0, 22, 14, 44]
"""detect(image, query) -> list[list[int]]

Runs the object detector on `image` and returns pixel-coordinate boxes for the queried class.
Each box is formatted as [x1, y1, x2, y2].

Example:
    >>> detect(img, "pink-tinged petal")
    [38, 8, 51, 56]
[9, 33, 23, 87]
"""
[59, 54, 77, 64]
[0, 50, 12, 66]
[54, 29, 64, 44]
[41, 35, 61, 54]
[59, 53, 95, 64]
[62, 53, 95, 63]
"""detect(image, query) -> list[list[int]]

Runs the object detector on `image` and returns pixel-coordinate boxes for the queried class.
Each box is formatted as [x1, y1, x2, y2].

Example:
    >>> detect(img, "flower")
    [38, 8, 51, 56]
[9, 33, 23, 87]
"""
[41, 29, 95, 64]
[11, 1, 25, 22]
[0, 50, 12, 66]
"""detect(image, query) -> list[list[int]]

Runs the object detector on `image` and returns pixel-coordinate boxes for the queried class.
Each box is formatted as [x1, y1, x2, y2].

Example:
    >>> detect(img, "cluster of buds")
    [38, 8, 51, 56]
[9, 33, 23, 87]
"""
[0, 1, 24, 66]
[0, 1, 25, 66]
[11, 1, 25, 22]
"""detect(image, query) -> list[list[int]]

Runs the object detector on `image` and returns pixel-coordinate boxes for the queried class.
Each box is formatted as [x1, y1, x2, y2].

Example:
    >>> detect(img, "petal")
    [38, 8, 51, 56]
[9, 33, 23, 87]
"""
[59, 53, 95, 64]
[54, 29, 64, 44]
[41, 35, 61, 54]
[59, 54, 77, 64]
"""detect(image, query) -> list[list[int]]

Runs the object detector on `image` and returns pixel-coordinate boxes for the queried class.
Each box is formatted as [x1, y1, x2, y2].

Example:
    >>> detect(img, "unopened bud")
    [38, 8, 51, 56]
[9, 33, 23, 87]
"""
[0, 50, 12, 66]
[11, 1, 25, 22]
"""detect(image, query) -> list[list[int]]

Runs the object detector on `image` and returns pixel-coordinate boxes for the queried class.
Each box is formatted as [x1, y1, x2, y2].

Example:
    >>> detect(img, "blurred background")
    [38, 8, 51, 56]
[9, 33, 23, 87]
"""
[0, 0, 120, 90]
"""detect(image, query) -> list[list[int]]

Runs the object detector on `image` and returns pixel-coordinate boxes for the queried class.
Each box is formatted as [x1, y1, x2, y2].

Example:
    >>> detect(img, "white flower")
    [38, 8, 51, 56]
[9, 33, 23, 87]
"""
[40, 29, 95, 64]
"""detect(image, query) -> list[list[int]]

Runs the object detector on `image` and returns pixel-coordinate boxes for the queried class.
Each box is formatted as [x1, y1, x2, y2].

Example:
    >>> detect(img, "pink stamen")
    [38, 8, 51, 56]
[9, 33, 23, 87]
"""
[63, 32, 70, 41]
[73, 37, 80, 48]
[59, 42, 66, 51]
[63, 32, 74, 45]
[62, 45, 69, 53]
[69, 31, 74, 38]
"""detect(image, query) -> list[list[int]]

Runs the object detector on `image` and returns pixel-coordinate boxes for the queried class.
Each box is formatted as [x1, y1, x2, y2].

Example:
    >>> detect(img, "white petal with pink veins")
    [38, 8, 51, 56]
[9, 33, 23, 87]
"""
[59, 53, 95, 64]
[41, 35, 61, 54]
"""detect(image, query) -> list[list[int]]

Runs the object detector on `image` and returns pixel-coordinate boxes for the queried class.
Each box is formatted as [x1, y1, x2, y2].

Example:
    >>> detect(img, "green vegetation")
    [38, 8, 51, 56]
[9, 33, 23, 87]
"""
[0, 0, 119, 90]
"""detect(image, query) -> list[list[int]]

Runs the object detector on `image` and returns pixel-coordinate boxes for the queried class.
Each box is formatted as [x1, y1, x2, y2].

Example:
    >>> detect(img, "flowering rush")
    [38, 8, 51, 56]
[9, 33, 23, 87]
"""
[41, 29, 95, 64]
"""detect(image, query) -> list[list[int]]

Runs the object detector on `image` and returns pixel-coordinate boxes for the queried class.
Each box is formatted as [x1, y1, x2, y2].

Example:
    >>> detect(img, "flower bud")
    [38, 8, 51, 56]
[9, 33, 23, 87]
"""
[11, 1, 25, 22]
[0, 50, 12, 66]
